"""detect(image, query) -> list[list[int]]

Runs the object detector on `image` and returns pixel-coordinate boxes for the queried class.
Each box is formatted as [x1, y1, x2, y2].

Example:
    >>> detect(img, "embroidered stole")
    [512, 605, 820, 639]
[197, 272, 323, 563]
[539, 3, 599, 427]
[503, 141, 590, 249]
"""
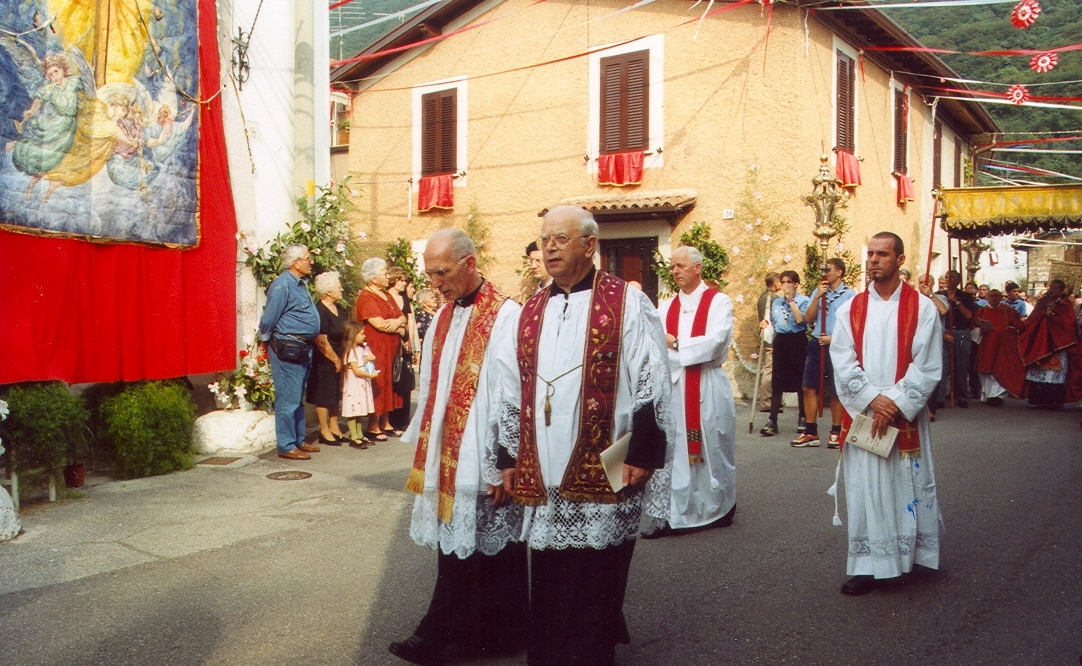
[513, 271, 627, 506]
[841, 282, 922, 458]
[665, 288, 718, 465]
[405, 281, 507, 523]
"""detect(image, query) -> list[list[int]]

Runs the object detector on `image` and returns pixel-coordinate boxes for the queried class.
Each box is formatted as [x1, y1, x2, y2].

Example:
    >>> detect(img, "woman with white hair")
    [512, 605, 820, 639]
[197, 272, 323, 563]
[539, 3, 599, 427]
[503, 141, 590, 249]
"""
[307, 271, 350, 445]
[355, 257, 407, 441]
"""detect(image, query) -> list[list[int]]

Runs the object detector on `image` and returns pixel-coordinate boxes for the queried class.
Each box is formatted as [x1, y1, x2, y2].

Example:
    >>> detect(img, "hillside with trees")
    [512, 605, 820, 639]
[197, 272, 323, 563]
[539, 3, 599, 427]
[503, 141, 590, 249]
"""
[891, 0, 1082, 182]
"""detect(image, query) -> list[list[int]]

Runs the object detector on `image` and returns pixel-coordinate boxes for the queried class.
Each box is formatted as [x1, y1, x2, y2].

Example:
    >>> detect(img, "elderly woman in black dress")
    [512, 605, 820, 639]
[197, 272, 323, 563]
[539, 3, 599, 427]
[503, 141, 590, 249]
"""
[307, 271, 350, 445]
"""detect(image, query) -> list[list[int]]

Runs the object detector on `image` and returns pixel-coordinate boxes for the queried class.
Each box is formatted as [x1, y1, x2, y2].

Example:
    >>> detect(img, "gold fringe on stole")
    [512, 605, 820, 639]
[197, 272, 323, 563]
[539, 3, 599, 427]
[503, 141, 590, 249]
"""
[513, 489, 548, 507]
[559, 490, 621, 504]
[689, 454, 704, 465]
[438, 491, 455, 524]
[405, 467, 426, 495]
[899, 448, 921, 461]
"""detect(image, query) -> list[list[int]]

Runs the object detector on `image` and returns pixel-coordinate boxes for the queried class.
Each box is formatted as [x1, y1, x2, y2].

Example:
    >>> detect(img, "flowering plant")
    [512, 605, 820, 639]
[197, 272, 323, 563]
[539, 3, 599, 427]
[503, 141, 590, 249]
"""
[209, 339, 275, 409]
[241, 179, 361, 304]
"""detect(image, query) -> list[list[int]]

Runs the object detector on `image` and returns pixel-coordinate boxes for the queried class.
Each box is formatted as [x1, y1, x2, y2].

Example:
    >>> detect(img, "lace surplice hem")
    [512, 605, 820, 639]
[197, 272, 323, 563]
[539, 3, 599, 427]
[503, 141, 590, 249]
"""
[410, 488, 525, 559]
[848, 530, 940, 561]
[521, 486, 665, 550]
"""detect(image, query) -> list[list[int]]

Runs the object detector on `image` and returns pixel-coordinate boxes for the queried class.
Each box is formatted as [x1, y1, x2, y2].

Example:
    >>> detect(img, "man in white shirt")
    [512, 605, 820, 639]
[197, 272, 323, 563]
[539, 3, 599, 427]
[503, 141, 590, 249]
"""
[829, 231, 943, 596]
[390, 229, 528, 664]
[649, 246, 736, 536]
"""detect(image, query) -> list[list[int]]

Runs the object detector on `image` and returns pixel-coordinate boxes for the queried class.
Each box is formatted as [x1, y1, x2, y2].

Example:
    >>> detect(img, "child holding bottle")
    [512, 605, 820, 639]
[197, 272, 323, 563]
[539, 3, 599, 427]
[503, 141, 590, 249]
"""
[340, 320, 378, 448]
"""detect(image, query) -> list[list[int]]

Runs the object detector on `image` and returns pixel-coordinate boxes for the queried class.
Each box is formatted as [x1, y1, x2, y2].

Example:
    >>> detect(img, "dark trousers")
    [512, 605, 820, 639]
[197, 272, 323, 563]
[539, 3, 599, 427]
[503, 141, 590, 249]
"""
[770, 385, 805, 423]
[528, 540, 635, 666]
[935, 329, 972, 406]
[414, 543, 529, 653]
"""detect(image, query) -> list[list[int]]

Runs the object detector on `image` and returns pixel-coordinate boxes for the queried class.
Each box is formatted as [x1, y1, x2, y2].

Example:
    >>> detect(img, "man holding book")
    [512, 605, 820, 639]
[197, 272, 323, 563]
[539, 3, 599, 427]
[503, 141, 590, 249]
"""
[828, 232, 943, 596]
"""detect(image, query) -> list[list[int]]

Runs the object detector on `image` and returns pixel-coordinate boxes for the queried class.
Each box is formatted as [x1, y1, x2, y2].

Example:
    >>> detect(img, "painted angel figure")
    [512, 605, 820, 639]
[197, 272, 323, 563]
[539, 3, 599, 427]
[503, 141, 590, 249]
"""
[5, 52, 81, 199]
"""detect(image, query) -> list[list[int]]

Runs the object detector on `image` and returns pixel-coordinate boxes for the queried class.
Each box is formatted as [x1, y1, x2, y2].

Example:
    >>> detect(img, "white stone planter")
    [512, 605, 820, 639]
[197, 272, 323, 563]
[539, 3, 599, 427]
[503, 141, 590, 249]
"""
[0, 485, 20, 541]
[192, 409, 276, 455]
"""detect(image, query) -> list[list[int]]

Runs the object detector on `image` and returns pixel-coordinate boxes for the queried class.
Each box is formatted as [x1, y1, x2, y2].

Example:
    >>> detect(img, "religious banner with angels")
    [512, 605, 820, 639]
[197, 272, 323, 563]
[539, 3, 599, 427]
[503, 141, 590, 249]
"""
[0, 0, 200, 247]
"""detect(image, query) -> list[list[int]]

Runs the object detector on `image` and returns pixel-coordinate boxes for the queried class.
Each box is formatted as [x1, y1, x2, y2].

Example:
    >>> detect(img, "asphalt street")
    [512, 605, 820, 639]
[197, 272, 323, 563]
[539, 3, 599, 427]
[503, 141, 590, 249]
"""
[0, 398, 1079, 666]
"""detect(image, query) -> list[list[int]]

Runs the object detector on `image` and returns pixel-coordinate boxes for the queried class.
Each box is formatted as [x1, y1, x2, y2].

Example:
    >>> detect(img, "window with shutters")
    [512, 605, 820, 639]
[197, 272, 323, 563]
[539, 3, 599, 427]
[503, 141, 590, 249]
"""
[954, 140, 963, 187]
[421, 88, 457, 176]
[599, 50, 649, 155]
[587, 35, 664, 173]
[835, 51, 856, 153]
[933, 120, 942, 189]
[411, 77, 467, 185]
[892, 88, 908, 175]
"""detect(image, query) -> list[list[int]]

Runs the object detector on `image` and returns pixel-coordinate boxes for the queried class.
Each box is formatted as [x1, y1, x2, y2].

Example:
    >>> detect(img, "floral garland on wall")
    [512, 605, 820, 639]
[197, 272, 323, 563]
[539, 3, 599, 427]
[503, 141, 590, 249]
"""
[240, 180, 362, 304]
[722, 163, 799, 380]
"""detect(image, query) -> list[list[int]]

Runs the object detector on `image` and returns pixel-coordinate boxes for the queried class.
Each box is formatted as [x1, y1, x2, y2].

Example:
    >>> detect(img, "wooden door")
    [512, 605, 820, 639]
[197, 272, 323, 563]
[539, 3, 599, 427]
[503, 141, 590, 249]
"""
[599, 237, 659, 304]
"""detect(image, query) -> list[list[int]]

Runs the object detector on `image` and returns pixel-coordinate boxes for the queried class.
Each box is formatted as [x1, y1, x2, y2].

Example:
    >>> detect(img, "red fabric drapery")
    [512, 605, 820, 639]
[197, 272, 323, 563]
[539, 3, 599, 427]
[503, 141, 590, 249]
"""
[598, 150, 644, 186]
[836, 150, 861, 188]
[896, 173, 915, 204]
[418, 175, 454, 212]
[0, 0, 237, 385]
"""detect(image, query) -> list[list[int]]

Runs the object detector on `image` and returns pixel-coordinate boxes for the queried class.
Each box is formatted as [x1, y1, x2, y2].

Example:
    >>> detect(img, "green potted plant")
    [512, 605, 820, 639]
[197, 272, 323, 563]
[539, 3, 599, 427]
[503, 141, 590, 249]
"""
[2, 382, 89, 495]
[102, 381, 196, 479]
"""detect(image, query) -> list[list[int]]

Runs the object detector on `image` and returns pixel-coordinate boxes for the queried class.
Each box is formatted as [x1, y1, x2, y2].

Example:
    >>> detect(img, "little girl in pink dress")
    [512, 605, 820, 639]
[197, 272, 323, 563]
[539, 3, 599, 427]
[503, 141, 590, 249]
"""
[340, 320, 378, 447]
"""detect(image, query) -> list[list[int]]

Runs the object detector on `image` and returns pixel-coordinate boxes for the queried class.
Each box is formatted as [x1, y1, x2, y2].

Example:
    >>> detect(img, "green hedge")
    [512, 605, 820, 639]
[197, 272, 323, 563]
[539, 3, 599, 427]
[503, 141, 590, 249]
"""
[102, 381, 196, 479]
[3, 382, 88, 475]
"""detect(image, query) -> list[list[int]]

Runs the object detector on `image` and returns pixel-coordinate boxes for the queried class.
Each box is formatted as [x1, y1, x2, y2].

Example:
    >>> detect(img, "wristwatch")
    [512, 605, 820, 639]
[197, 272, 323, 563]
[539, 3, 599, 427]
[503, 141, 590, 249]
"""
[672, 338, 679, 351]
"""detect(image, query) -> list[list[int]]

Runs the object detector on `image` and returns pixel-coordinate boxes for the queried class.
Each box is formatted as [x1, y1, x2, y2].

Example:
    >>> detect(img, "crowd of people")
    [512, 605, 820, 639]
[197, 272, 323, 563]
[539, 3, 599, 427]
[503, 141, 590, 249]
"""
[257, 249, 424, 461]
[256, 215, 1080, 665]
[759, 262, 1082, 443]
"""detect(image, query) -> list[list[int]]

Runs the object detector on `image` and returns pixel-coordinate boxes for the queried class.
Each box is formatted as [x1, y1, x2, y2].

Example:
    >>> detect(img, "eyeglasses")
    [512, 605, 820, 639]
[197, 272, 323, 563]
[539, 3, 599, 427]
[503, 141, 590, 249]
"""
[538, 234, 585, 248]
[424, 256, 467, 279]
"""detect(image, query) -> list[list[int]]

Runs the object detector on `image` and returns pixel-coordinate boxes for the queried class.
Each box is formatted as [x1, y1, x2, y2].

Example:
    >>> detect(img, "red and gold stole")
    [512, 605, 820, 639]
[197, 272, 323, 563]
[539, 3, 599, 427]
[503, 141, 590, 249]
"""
[665, 287, 718, 465]
[513, 271, 627, 506]
[841, 281, 922, 458]
[405, 281, 508, 523]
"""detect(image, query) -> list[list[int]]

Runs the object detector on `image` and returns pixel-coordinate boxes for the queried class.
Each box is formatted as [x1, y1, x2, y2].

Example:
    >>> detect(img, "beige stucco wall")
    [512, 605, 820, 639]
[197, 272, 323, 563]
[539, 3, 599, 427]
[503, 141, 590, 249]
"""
[346, 0, 971, 380]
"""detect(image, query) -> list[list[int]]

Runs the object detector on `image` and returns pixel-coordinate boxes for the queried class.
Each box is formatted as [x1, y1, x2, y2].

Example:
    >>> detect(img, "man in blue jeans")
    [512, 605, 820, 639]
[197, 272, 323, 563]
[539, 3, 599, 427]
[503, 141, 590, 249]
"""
[258, 243, 322, 460]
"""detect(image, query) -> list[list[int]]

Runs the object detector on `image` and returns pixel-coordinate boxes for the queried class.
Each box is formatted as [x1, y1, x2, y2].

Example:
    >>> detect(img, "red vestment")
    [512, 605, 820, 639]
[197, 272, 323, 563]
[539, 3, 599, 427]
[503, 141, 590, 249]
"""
[1011, 297, 1082, 403]
[973, 304, 1026, 397]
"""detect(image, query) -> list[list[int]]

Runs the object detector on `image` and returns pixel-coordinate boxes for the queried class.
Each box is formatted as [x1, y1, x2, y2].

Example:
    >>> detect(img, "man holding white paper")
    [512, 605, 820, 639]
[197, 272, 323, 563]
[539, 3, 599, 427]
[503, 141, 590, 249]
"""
[829, 232, 943, 596]
[496, 206, 673, 666]
[647, 246, 736, 537]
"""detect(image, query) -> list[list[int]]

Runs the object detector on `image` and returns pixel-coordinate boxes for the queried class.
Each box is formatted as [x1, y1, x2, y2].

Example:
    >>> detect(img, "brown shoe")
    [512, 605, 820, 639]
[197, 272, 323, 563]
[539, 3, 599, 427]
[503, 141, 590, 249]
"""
[278, 448, 311, 460]
[297, 443, 320, 453]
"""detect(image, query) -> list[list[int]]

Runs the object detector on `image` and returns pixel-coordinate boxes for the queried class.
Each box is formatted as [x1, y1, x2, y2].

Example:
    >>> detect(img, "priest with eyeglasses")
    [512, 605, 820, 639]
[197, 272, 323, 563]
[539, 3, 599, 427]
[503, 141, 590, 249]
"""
[495, 205, 674, 666]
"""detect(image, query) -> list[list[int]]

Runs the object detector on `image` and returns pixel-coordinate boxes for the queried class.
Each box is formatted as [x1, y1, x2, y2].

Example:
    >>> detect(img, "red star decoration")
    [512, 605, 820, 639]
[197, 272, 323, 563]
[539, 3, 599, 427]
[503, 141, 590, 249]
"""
[1010, 0, 1040, 29]
[1006, 84, 1030, 105]
[1030, 52, 1058, 73]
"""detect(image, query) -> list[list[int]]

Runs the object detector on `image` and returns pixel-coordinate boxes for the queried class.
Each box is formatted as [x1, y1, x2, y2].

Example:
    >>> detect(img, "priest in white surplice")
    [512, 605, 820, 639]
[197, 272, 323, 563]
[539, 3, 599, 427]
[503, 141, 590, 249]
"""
[389, 229, 528, 665]
[496, 206, 674, 666]
[829, 231, 944, 596]
[649, 246, 736, 536]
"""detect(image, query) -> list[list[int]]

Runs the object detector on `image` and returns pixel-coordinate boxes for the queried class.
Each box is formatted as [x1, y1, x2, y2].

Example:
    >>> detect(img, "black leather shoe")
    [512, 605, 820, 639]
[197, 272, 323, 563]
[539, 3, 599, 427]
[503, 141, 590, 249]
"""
[318, 433, 342, 446]
[388, 635, 443, 665]
[840, 575, 876, 596]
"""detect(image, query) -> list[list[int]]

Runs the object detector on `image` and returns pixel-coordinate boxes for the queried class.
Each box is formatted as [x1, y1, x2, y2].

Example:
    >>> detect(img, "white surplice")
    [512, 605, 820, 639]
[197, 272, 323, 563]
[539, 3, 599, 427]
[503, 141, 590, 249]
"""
[402, 296, 523, 559]
[658, 283, 736, 529]
[830, 283, 944, 579]
[498, 283, 676, 550]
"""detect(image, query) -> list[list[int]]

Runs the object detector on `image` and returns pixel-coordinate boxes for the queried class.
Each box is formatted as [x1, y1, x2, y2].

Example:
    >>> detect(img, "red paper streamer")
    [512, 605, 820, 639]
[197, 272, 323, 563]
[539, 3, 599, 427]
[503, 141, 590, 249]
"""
[331, 18, 498, 67]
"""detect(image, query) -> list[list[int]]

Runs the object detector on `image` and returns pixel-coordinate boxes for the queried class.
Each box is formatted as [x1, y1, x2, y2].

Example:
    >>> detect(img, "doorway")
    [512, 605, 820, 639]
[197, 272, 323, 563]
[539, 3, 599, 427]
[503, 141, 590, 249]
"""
[599, 237, 659, 304]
